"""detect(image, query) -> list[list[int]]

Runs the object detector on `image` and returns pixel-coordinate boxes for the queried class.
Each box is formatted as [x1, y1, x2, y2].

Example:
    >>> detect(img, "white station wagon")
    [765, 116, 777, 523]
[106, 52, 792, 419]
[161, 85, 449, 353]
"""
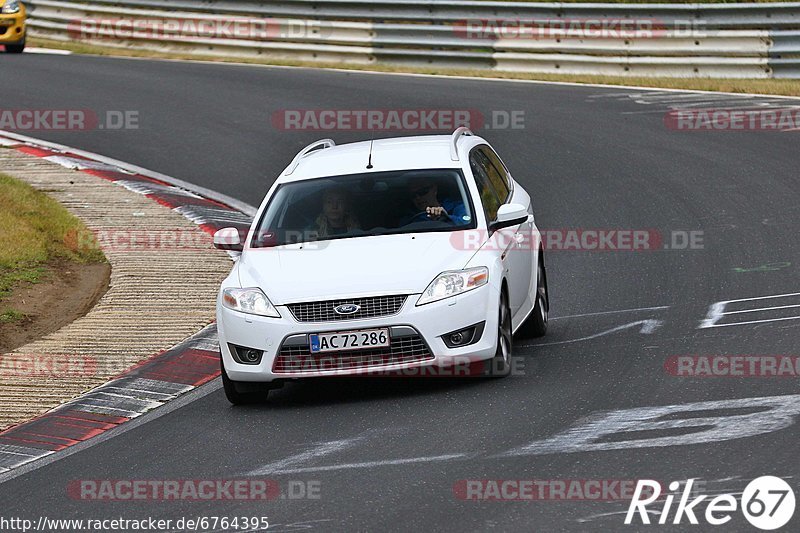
[214, 128, 549, 404]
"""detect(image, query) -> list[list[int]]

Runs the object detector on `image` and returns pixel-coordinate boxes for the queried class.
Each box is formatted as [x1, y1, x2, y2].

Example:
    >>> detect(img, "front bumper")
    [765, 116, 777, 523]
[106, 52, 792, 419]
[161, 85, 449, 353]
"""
[218, 285, 499, 382]
[0, 10, 25, 44]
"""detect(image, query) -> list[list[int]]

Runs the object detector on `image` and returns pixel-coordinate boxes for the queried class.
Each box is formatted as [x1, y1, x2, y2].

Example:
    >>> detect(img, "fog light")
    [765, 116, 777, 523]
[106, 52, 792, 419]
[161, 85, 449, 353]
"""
[229, 344, 264, 365]
[242, 349, 260, 363]
[449, 332, 465, 345]
[442, 322, 485, 349]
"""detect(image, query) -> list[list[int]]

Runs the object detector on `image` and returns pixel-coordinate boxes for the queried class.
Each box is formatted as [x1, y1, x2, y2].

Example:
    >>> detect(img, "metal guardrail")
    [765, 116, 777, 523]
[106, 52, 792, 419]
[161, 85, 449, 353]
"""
[24, 0, 800, 78]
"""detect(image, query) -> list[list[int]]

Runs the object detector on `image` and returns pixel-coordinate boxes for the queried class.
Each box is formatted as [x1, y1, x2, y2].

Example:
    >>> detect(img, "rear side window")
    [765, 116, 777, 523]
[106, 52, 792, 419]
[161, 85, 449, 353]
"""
[475, 147, 510, 201]
[469, 151, 501, 222]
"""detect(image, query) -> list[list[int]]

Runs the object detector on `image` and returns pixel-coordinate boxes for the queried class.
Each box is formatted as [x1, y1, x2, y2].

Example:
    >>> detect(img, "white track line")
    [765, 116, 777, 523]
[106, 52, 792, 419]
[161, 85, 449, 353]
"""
[25, 47, 72, 55]
[522, 319, 663, 347]
[550, 305, 669, 321]
[249, 438, 366, 476]
[272, 454, 467, 474]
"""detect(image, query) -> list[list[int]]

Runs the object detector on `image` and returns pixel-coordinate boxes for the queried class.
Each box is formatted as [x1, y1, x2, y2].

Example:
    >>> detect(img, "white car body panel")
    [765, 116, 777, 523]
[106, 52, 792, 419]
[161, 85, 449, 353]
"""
[237, 232, 477, 305]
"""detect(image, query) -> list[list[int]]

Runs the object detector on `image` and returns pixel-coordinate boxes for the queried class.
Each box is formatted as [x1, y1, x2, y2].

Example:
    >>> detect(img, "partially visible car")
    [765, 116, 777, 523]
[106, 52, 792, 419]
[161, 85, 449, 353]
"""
[0, 0, 25, 53]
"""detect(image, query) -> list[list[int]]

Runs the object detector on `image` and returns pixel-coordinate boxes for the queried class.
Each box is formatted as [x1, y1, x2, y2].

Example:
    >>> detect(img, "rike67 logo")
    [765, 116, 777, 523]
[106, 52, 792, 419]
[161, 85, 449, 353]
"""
[626, 477, 795, 530]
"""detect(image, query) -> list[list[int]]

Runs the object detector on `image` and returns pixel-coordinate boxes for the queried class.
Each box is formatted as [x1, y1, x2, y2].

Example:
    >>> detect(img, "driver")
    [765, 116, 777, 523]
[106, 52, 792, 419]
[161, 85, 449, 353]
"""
[402, 177, 467, 225]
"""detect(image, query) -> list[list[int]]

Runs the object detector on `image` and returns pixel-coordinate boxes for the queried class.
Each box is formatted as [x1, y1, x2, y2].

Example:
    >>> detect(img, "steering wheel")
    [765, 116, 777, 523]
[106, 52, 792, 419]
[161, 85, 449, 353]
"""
[408, 211, 455, 224]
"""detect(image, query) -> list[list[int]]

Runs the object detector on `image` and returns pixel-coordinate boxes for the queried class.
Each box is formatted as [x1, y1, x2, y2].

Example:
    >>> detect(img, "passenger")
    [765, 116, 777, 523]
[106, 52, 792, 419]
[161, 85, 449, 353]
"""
[311, 187, 360, 238]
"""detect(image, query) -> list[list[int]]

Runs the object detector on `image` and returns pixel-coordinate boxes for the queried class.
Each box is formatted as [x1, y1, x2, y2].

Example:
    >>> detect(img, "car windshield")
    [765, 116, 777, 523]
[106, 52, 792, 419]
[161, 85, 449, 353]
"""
[251, 169, 475, 247]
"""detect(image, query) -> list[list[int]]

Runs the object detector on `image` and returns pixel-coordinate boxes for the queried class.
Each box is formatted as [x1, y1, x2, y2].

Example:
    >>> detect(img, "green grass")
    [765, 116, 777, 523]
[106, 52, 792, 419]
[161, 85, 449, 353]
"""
[0, 309, 26, 324]
[30, 36, 800, 98]
[0, 173, 105, 301]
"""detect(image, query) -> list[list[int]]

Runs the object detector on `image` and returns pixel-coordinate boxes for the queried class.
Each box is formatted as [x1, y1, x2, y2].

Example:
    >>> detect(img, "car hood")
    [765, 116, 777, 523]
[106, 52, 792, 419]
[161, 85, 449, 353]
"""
[237, 232, 476, 304]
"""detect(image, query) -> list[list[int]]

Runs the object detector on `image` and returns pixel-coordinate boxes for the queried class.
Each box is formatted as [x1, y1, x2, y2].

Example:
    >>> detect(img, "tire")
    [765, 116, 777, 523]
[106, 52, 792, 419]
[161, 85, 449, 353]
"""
[6, 39, 25, 54]
[220, 356, 270, 405]
[485, 288, 513, 378]
[527, 253, 549, 338]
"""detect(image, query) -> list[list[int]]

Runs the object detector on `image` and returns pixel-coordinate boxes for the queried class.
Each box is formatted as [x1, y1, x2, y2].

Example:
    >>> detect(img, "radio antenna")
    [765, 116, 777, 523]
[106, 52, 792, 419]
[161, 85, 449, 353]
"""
[366, 130, 375, 169]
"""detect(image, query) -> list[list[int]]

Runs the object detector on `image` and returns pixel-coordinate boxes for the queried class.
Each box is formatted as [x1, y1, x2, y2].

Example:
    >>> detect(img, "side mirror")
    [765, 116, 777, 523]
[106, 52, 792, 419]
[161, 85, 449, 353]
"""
[213, 227, 244, 252]
[489, 203, 529, 232]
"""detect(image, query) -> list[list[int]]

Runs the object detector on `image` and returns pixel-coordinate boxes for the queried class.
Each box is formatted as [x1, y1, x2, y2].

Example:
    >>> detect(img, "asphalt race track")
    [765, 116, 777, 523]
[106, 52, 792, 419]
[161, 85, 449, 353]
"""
[2, 53, 800, 531]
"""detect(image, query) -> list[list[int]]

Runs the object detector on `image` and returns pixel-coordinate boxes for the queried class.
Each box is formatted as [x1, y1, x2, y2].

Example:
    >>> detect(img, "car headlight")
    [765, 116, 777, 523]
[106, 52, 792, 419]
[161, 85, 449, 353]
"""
[1, 1, 20, 14]
[417, 267, 489, 306]
[222, 288, 281, 318]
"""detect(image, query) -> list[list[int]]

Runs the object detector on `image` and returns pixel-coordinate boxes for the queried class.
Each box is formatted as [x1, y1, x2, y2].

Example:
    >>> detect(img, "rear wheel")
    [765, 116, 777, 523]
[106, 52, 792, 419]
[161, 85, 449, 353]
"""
[6, 39, 25, 54]
[528, 254, 549, 337]
[220, 356, 271, 405]
[486, 289, 512, 378]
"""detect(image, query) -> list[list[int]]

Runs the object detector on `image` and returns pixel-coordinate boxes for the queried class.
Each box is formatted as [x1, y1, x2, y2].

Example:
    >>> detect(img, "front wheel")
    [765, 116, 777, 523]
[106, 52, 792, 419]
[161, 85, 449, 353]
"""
[528, 254, 549, 337]
[519, 253, 549, 338]
[6, 39, 25, 54]
[485, 289, 513, 378]
[220, 357, 270, 405]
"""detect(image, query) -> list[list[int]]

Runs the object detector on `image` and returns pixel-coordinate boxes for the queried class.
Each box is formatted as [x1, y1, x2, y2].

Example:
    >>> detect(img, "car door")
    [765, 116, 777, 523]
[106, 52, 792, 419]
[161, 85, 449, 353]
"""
[469, 146, 533, 316]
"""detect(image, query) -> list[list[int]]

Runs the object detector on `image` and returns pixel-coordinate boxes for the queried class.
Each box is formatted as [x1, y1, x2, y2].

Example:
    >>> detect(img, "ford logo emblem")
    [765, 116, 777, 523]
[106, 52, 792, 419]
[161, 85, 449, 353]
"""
[334, 304, 360, 315]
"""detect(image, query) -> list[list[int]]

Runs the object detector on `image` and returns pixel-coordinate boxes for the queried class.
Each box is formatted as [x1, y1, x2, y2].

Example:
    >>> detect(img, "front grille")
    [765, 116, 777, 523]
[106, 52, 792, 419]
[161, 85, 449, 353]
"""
[287, 295, 407, 322]
[273, 333, 433, 374]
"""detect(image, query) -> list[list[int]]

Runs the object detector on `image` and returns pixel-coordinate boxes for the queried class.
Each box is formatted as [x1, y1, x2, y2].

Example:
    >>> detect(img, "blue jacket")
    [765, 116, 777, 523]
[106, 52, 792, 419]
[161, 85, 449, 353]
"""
[403, 198, 468, 225]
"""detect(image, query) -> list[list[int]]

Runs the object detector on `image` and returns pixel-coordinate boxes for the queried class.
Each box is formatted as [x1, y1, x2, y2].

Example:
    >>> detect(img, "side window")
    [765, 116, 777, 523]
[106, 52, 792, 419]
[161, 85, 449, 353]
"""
[477, 147, 510, 201]
[469, 150, 501, 222]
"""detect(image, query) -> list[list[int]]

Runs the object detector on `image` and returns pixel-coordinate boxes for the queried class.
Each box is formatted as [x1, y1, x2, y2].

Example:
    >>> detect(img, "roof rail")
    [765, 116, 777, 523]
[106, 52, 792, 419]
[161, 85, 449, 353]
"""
[450, 127, 472, 161]
[284, 138, 336, 175]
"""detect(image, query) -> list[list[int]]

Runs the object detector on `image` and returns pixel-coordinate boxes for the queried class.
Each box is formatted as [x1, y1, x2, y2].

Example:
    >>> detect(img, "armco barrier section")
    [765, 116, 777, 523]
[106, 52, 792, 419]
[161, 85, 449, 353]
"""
[23, 1, 800, 78]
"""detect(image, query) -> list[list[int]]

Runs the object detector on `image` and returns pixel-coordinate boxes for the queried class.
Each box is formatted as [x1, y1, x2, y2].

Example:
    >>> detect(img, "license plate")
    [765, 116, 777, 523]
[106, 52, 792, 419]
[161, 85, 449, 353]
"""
[309, 328, 390, 353]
